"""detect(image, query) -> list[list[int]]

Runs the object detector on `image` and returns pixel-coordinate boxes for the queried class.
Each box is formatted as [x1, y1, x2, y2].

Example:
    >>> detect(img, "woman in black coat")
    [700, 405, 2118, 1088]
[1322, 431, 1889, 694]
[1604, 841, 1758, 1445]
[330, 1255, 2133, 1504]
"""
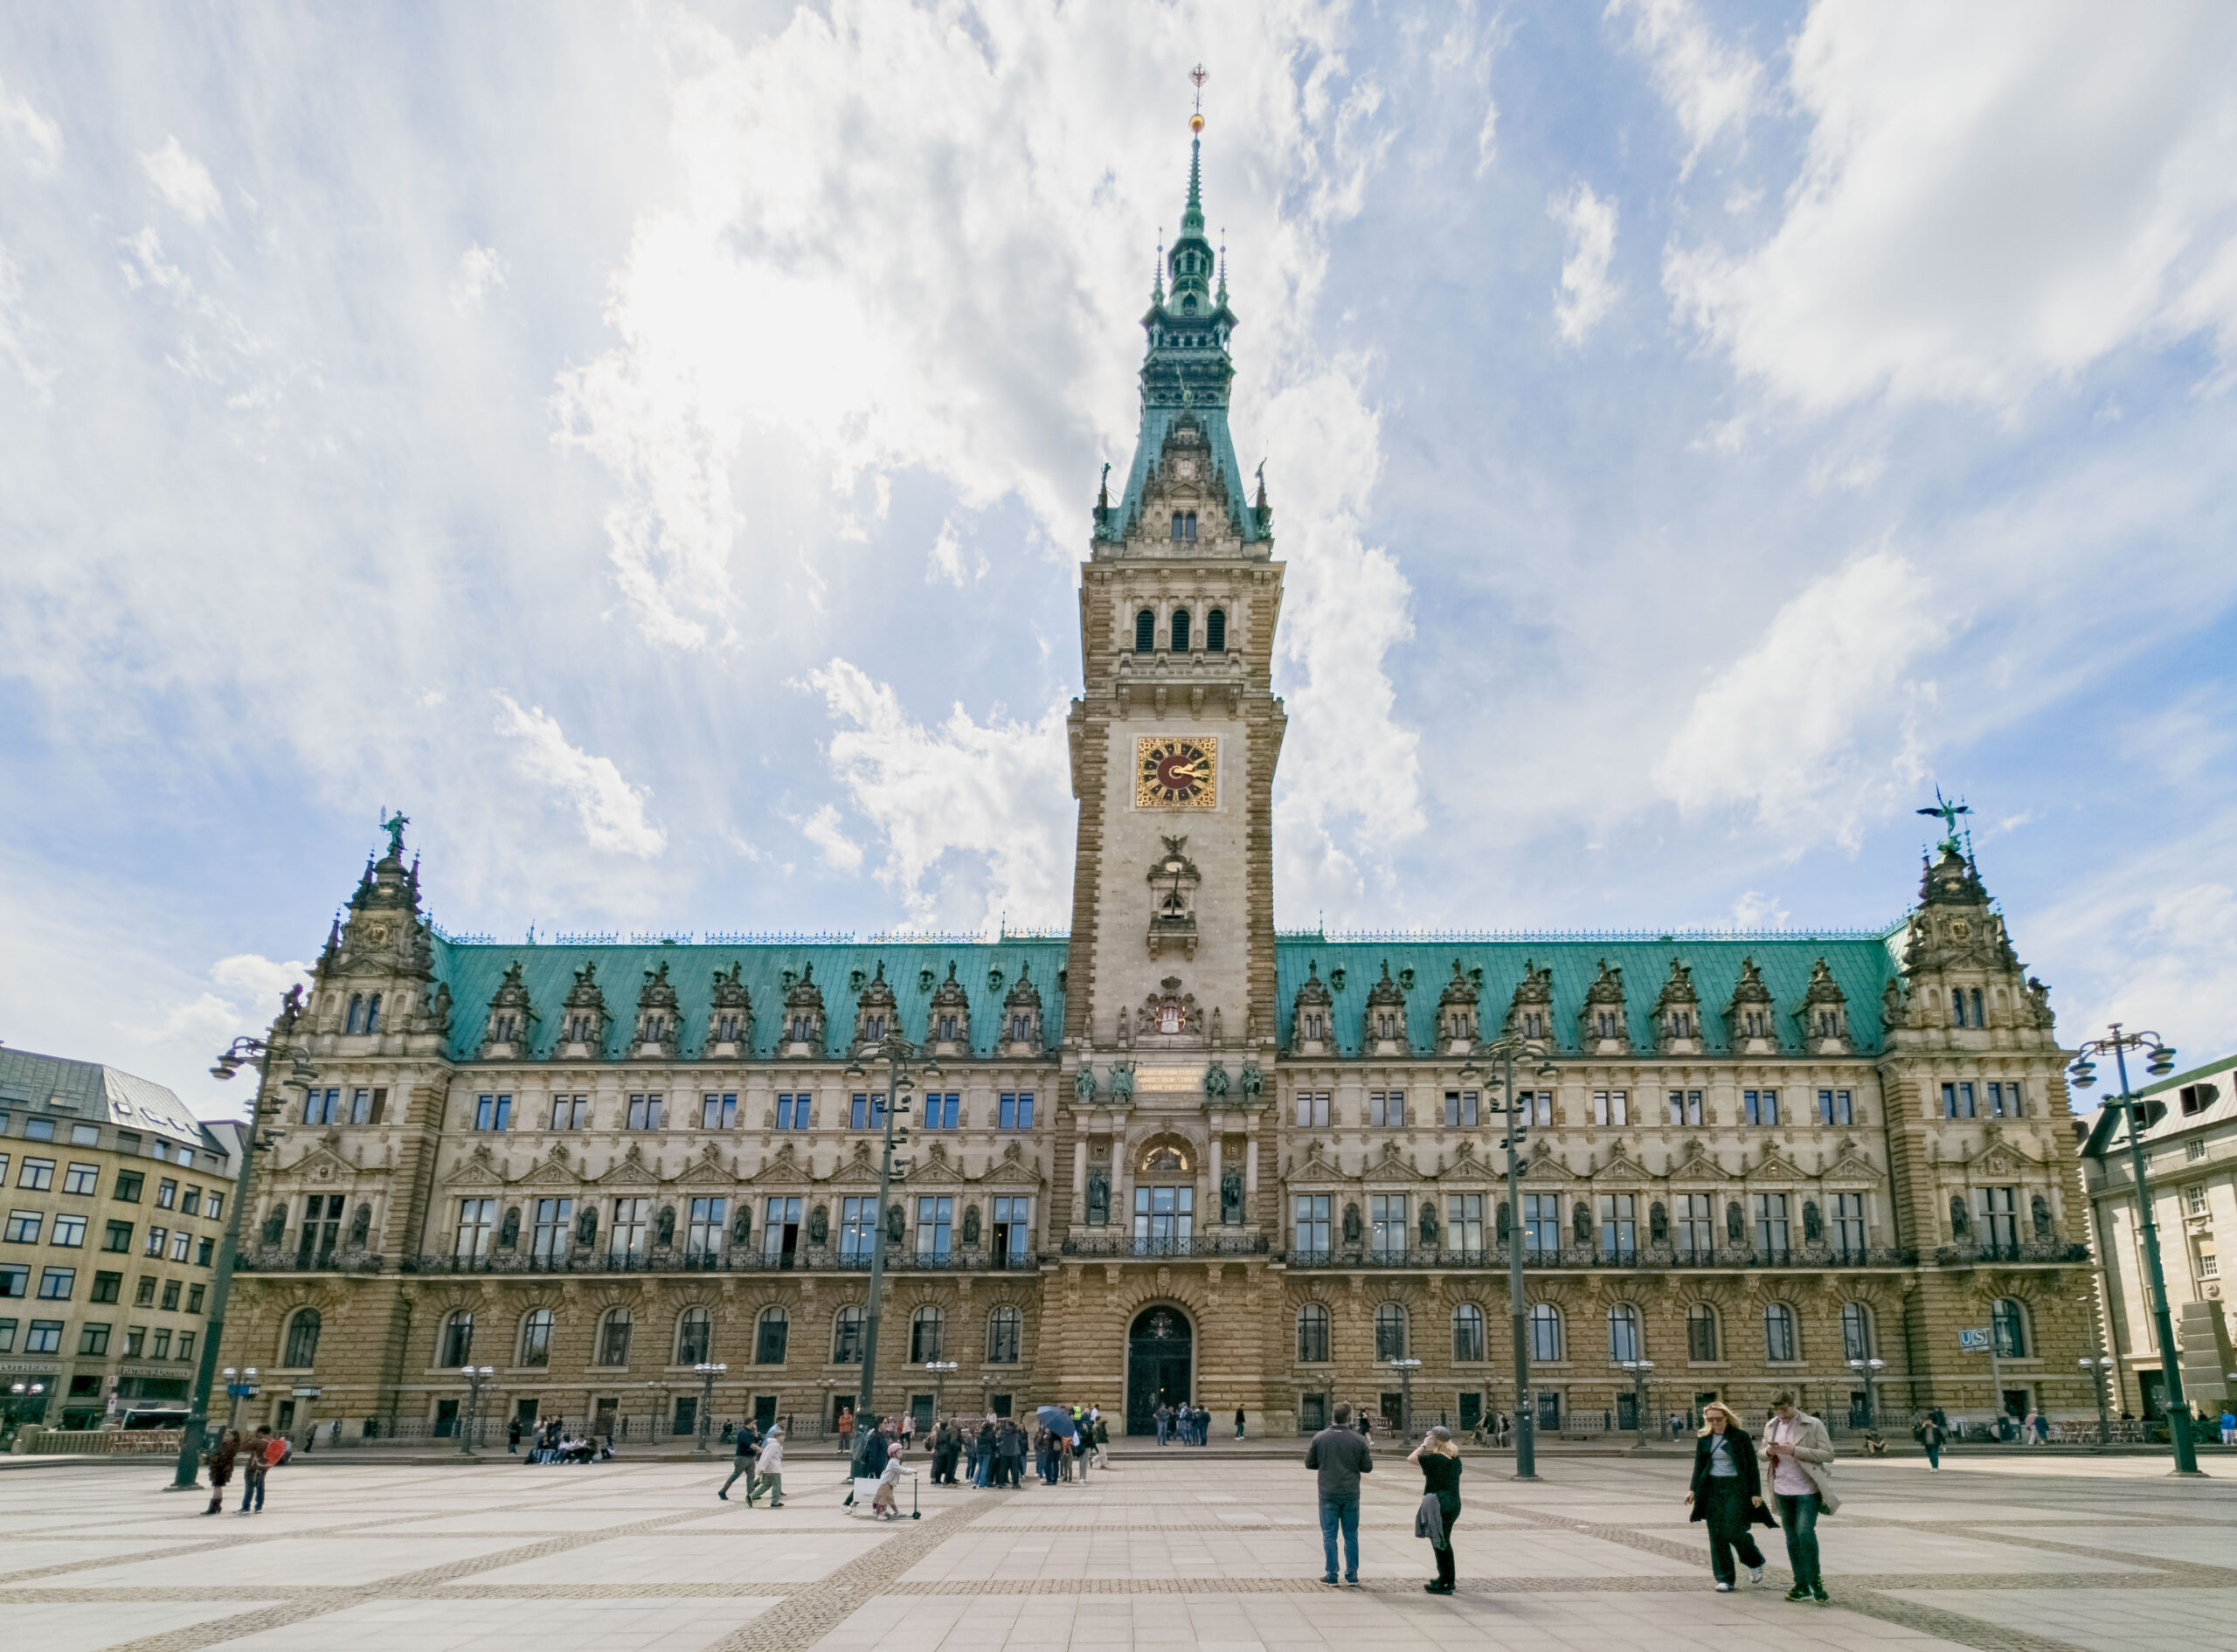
[1685, 1401, 1777, 1592]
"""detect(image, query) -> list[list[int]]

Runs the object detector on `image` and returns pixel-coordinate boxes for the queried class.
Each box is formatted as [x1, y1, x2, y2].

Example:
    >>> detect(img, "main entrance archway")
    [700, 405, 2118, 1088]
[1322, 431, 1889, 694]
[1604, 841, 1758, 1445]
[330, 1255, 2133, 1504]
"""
[1125, 1305, 1194, 1434]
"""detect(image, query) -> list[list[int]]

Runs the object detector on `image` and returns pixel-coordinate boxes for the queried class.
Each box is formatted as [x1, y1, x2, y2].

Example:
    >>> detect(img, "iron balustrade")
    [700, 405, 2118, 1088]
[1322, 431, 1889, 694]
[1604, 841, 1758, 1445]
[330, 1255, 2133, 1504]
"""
[1277, 1243, 1917, 1269]
[395, 1247, 1043, 1276]
[1056, 1234, 1270, 1259]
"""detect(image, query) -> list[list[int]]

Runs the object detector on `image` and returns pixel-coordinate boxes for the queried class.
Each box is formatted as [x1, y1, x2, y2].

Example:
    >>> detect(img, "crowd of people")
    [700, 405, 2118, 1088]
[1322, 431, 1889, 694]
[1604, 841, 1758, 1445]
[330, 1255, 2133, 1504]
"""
[1153, 1401, 1216, 1444]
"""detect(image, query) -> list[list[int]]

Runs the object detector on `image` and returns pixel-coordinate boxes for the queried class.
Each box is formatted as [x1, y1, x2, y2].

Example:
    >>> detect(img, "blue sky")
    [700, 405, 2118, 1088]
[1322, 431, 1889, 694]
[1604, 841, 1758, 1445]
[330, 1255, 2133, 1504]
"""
[3, 2, 2234, 1111]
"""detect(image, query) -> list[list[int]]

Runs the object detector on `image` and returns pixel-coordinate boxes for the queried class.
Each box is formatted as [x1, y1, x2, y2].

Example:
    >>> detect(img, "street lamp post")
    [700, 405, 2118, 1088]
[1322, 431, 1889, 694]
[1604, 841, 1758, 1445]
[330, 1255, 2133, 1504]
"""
[2081, 1355, 2114, 1447]
[2070, 1026, 2198, 1476]
[695, 1362, 728, 1455]
[1388, 1358, 1422, 1440]
[222, 1367, 259, 1434]
[173, 1016, 317, 1491]
[844, 1033, 936, 1468]
[1462, 1039, 1557, 1480]
[460, 1365, 493, 1455]
[924, 1360, 958, 1430]
[1847, 1358, 1886, 1430]
[1620, 1359, 1655, 1447]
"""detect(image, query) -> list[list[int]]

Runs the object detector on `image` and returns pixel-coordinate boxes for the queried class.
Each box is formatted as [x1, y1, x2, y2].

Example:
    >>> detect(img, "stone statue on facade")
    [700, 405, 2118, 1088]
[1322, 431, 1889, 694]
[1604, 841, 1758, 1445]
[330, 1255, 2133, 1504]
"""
[498, 1206, 521, 1250]
[1341, 1201, 1362, 1245]
[1074, 1067, 1098, 1104]
[732, 1206, 753, 1246]
[1204, 1060, 1229, 1099]
[1087, 1171, 1110, 1226]
[575, 1206, 599, 1247]
[350, 1203, 372, 1247]
[1221, 1165, 1243, 1224]
[1238, 1060, 1264, 1100]
[807, 1204, 829, 1245]
[261, 1206, 285, 1248]
[885, 1201, 905, 1244]
[656, 1205, 676, 1248]
[1418, 1200, 1439, 1247]
[962, 1204, 981, 1244]
[1108, 1063, 1135, 1101]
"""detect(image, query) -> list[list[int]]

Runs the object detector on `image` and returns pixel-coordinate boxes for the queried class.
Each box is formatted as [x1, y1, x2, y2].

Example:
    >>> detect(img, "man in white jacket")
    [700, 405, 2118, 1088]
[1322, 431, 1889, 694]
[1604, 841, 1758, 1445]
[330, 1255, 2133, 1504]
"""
[747, 1425, 785, 1507]
[1762, 1393, 1839, 1604]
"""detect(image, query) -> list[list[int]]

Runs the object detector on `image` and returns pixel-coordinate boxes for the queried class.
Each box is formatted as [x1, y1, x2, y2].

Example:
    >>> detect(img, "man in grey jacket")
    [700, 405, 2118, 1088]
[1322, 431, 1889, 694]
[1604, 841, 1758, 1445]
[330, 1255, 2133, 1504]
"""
[1305, 1403, 1374, 1586]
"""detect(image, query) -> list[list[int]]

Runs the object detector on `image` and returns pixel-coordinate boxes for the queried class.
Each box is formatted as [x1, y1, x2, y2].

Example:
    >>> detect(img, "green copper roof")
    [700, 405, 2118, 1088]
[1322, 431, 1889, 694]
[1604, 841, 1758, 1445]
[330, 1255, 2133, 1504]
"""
[430, 939, 1069, 1063]
[1273, 933, 1905, 1057]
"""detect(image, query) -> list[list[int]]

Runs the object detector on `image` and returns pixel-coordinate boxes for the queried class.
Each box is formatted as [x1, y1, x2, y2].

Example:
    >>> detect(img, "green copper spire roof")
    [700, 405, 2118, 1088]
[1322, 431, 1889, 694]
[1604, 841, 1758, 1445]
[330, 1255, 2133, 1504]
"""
[1096, 124, 1266, 548]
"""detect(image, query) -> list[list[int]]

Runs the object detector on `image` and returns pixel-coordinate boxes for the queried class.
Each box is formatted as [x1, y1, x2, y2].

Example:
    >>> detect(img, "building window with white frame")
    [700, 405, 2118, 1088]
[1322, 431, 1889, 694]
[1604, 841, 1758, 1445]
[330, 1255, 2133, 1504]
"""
[1294, 1090, 1330, 1127]
[454, 1198, 496, 1259]
[1591, 1090, 1629, 1126]
[1668, 1089, 1702, 1125]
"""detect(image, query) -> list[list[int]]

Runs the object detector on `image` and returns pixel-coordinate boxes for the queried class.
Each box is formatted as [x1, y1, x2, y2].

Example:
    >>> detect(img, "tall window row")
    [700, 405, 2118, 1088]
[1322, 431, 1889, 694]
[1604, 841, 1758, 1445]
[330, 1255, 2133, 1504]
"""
[420, 1301, 1035, 1370]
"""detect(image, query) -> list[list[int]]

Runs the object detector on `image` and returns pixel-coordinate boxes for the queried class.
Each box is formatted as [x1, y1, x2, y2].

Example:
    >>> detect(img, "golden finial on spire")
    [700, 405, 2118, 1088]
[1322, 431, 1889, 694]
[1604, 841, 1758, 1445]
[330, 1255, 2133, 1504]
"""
[1190, 64, 1207, 132]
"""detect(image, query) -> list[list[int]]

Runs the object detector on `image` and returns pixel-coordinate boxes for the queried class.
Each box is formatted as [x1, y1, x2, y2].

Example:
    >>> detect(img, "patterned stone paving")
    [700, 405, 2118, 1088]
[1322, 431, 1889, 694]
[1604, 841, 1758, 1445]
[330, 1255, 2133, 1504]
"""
[0, 1449, 2231, 1650]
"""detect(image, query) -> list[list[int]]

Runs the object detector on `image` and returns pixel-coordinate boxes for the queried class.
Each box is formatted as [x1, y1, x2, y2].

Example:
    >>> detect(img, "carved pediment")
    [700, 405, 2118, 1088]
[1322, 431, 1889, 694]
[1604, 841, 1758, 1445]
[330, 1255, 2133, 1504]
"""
[1823, 1144, 1885, 1184]
[1596, 1147, 1654, 1183]
[1745, 1149, 1809, 1183]
[1525, 1143, 1580, 1181]
[597, 1144, 661, 1186]
[291, 1144, 359, 1185]
[440, 1144, 502, 1187]
[827, 1149, 885, 1187]
[1371, 1140, 1431, 1182]
[907, 1151, 967, 1186]
[673, 1146, 732, 1185]
[519, 1149, 585, 1188]
[746, 1143, 810, 1187]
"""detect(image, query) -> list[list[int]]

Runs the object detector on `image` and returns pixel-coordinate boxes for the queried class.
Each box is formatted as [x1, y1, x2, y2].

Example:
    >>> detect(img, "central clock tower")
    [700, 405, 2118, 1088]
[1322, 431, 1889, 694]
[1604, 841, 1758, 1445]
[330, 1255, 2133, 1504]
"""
[1060, 123, 1285, 1219]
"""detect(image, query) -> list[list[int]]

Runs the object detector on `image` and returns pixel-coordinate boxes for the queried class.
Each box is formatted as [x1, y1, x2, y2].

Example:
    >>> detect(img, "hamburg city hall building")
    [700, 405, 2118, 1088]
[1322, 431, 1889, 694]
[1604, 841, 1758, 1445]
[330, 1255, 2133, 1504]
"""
[223, 131, 2100, 1447]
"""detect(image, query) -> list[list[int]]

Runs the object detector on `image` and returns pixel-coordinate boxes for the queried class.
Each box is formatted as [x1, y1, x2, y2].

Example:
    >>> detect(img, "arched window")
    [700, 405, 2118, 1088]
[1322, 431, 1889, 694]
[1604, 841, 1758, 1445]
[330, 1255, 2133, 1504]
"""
[1297, 1303, 1331, 1363]
[754, 1307, 789, 1365]
[675, 1306, 711, 1365]
[364, 992, 382, 1034]
[1763, 1303, 1798, 1364]
[1452, 1303, 1486, 1363]
[438, 1310, 474, 1367]
[1840, 1303, 1873, 1362]
[833, 1305, 865, 1365]
[1607, 1303, 1642, 1365]
[1686, 1303, 1719, 1362]
[1528, 1303, 1563, 1363]
[1991, 1297, 2028, 1358]
[910, 1306, 945, 1363]
[518, 1308, 554, 1368]
[1136, 609, 1155, 653]
[1374, 1302, 1408, 1361]
[281, 1308, 321, 1369]
[986, 1304, 1022, 1365]
[1206, 608, 1226, 653]
[345, 993, 364, 1035]
[1171, 608, 1191, 652]
[597, 1309, 633, 1367]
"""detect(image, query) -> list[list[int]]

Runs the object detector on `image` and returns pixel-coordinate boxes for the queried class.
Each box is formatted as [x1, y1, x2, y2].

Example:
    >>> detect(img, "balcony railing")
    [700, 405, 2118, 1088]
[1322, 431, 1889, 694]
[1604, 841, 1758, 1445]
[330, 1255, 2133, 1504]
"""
[1056, 1234, 1271, 1259]
[396, 1246, 1042, 1277]
[1933, 1240, 2089, 1266]
[236, 1248, 387, 1275]
[1278, 1242, 1917, 1269]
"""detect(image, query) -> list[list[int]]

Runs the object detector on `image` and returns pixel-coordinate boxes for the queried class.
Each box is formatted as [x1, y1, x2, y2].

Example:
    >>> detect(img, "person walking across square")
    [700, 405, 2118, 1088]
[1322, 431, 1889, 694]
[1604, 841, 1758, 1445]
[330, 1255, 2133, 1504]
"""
[747, 1424, 785, 1506]
[1763, 1393, 1839, 1604]
[1685, 1402, 1772, 1593]
[719, 1419, 759, 1499]
[1305, 1402, 1373, 1586]
[202, 1430, 239, 1516]
[1913, 1413, 1945, 1470]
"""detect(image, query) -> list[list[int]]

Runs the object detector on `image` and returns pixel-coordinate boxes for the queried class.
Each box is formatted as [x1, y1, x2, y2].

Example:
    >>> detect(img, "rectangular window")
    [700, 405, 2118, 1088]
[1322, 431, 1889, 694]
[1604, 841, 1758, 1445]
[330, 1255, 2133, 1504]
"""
[180, 1186, 201, 1216]
[626, 1094, 664, 1130]
[1668, 1089, 1703, 1126]
[1674, 1192, 1714, 1259]
[1752, 1192, 1790, 1257]
[916, 1195, 953, 1260]
[303, 1088, 342, 1127]
[921, 1093, 959, 1130]
[1942, 1082, 1977, 1120]
[473, 1094, 512, 1131]
[177, 1331, 195, 1362]
[103, 1220, 132, 1253]
[0, 1317, 14, 1351]
[1132, 1185, 1195, 1247]
[1294, 1091, 1330, 1128]
[531, 1198, 572, 1261]
[113, 1170, 143, 1203]
[551, 1095, 591, 1131]
[152, 1328, 171, 1358]
[52, 1215, 85, 1248]
[0, 1263, 24, 1296]
[1596, 1193, 1637, 1260]
[5, 1211, 43, 1244]
[1521, 1193, 1560, 1259]
[17, 1158, 54, 1191]
[196, 1236, 213, 1266]
[1291, 1193, 1332, 1256]
[701, 1093, 738, 1130]
[1446, 1193, 1485, 1255]
[1368, 1193, 1408, 1258]
[1591, 1090, 1629, 1126]
[24, 1117, 54, 1140]
[775, 1093, 810, 1130]
[1986, 1081, 2022, 1118]
[997, 1092, 1035, 1130]
[350, 1088, 373, 1123]
[204, 1192, 222, 1222]
[2189, 1139, 2208, 1160]
[135, 1275, 156, 1306]
[840, 1195, 876, 1262]
[762, 1196, 802, 1261]
[1818, 1089, 1854, 1125]
[686, 1197, 725, 1258]
[2185, 1184, 2208, 1215]
[155, 1178, 176, 1208]
[25, 1319, 62, 1354]
[991, 1195, 1031, 1263]
[1980, 1185, 2019, 1250]
[142, 1225, 165, 1256]
[1742, 1089, 1780, 1127]
[1520, 1090, 1555, 1127]
[454, 1199, 497, 1258]
[1368, 1090, 1407, 1128]
[63, 1162, 98, 1196]
[1444, 1090, 1479, 1127]
[160, 1278, 180, 1310]
[123, 1326, 144, 1357]
[1830, 1192, 1866, 1256]
[92, 1269, 121, 1303]
[187, 1283, 204, 1313]
[80, 1321, 110, 1356]
[169, 1229, 190, 1262]
[610, 1197, 651, 1257]
[2197, 1239, 2219, 1279]
[71, 1123, 99, 1144]
[850, 1093, 889, 1131]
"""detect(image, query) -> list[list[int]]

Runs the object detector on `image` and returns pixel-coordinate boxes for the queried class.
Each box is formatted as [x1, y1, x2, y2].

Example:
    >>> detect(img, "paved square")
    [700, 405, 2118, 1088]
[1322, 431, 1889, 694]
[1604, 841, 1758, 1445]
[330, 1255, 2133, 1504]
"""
[1, 1448, 2233, 1651]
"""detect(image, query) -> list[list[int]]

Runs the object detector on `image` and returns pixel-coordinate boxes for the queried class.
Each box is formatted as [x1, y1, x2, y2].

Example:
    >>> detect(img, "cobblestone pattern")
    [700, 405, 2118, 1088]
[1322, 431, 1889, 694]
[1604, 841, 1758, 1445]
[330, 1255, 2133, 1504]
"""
[699, 1499, 987, 1652]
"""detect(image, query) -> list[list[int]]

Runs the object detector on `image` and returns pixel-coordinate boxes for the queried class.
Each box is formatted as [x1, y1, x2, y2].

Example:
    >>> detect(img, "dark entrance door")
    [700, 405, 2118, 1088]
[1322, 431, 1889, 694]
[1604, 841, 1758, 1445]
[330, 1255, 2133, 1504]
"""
[1125, 1306, 1193, 1434]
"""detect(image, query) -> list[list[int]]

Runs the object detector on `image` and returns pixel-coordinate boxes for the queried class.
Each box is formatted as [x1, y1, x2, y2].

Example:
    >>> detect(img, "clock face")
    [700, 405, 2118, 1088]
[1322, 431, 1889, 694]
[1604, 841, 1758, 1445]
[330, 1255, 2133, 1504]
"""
[1135, 736, 1217, 809]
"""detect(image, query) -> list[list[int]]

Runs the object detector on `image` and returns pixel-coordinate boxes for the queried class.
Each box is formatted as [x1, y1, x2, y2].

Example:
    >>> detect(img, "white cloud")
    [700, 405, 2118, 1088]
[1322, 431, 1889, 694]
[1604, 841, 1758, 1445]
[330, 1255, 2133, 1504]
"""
[1605, 0, 1764, 176]
[139, 135, 223, 225]
[798, 804, 865, 874]
[1655, 550, 1950, 847]
[1665, 3, 2237, 412]
[925, 517, 984, 587]
[803, 658, 1071, 931]
[1550, 182, 1620, 342]
[0, 242, 51, 399]
[128, 954, 311, 1063]
[493, 693, 668, 858]
[0, 76, 62, 173]
[1730, 889, 1790, 930]
[450, 243, 509, 312]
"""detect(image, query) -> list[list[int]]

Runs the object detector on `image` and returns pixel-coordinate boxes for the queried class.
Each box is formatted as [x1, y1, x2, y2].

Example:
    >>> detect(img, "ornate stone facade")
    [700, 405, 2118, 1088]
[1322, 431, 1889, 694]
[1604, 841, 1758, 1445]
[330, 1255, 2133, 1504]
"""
[222, 131, 2099, 1443]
